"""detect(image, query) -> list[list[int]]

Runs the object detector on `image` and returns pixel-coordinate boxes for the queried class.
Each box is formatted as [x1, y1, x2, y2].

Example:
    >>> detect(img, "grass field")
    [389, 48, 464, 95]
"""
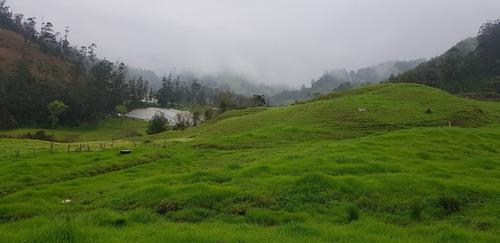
[0, 83, 499, 242]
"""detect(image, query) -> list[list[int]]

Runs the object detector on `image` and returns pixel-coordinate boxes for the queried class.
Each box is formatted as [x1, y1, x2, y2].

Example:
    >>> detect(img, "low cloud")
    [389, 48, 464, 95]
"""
[9, 0, 500, 87]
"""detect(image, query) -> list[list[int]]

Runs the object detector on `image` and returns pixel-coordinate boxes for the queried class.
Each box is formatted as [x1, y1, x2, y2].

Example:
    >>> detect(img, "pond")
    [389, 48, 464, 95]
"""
[125, 107, 191, 122]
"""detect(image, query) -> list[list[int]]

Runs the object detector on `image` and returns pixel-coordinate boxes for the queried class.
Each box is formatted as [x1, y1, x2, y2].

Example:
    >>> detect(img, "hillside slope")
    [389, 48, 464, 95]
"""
[1, 83, 499, 242]
[0, 28, 73, 81]
[167, 83, 498, 149]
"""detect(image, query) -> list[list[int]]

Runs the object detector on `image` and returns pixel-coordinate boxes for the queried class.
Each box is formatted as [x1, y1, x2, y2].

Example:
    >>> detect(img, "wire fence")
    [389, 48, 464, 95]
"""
[2, 139, 168, 159]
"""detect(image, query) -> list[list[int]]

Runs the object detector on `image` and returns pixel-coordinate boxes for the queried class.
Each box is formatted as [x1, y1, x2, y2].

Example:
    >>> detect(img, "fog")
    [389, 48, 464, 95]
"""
[8, 0, 500, 87]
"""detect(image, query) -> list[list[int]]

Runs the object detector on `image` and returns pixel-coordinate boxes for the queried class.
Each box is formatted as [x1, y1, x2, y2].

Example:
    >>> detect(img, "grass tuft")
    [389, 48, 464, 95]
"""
[347, 205, 359, 222]
[439, 195, 461, 215]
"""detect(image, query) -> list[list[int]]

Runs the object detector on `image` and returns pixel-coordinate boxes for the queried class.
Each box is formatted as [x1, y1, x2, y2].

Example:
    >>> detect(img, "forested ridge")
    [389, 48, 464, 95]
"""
[388, 19, 500, 100]
[0, 0, 268, 129]
[0, 0, 154, 128]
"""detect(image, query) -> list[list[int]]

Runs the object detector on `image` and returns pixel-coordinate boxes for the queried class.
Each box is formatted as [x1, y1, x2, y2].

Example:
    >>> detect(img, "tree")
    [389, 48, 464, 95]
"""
[115, 104, 127, 125]
[146, 112, 170, 135]
[47, 100, 68, 154]
[477, 19, 500, 76]
[40, 21, 57, 53]
[115, 100, 131, 126]
[247, 94, 266, 107]
[333, 82, 352, 92]
[157, 74, 173, 107]
[190, 79, 202, 104]
[214, 91, 235, 112]
[23, 17, 38, 43]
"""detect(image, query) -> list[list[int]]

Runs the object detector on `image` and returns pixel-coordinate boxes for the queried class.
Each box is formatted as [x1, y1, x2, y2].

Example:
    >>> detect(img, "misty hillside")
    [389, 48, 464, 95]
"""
[389, 19, 500, 100]
[269, 59, 425, 106]
[199, 72, 280, 97]
[132, 69, 280, 98]
[128, 67, 162, 89]
[0, 2, 276, 129]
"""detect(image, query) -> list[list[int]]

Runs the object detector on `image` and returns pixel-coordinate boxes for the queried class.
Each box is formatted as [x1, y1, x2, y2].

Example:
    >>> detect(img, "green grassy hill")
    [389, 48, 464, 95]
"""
[0, 83, 499, 242]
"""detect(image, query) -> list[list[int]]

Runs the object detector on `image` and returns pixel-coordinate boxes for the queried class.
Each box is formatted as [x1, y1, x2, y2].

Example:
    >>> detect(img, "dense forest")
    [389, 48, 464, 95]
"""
[388, 19, 500, 100]
[0, 0, 267, 129]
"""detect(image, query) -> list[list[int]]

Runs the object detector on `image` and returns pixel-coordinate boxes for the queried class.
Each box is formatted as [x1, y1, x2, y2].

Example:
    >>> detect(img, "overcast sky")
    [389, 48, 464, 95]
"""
[7, 0, 500, 87]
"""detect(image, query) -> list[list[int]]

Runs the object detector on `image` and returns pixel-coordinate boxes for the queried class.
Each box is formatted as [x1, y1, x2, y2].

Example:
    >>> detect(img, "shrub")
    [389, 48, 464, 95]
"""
[20, 130, 52, 141]
[146, 112, 170, 135]
[173, 112, 192, 131]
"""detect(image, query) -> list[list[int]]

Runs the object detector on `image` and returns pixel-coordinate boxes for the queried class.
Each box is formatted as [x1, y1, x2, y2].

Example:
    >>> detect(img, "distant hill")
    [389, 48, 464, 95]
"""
[135, 69, 281, 98]
[128, 67, 162, 89]
[388, 19, 500, 101]
[199, 72, 280, 97]
[269, 59, 425, 106]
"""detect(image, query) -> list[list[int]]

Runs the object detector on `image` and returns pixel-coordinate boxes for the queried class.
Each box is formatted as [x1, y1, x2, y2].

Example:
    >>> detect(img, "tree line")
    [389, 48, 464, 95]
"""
[388, 19, 500, 99]
[0, 57, 150, 128]
[0, 0, 267, 129]
[0, 0, 99, 66]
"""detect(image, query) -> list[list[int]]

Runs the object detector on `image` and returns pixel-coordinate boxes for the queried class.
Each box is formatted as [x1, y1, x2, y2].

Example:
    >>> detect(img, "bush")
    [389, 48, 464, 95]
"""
[20, 130, 52, 141]
[146, 112, 170, 135]
[173, 112, 192, 131]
